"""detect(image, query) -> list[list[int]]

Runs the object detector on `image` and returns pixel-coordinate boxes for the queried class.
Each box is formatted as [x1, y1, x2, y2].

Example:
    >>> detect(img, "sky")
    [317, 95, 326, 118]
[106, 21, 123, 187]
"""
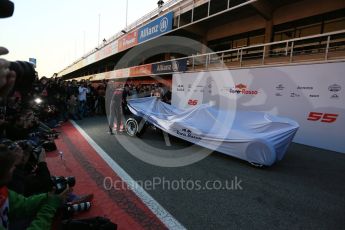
[0, 0, 158, 77]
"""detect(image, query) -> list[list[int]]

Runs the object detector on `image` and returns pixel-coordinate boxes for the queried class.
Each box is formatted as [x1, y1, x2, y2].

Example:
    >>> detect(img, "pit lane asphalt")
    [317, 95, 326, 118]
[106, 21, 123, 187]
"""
[74, 116, 345, 230]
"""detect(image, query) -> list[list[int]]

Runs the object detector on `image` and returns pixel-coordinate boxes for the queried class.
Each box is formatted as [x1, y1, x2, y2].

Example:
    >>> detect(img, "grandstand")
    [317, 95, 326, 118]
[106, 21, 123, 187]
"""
[57, 0, 345, 80]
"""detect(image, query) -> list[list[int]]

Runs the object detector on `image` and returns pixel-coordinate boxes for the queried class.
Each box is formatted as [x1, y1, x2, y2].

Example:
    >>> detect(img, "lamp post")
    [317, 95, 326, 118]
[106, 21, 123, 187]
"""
[98, 14, 101, 46]
[125, 0, 128, 28]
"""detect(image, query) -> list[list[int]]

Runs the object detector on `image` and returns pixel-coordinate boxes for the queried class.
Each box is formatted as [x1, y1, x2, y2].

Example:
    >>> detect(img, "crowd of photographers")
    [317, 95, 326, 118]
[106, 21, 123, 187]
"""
[0, 1, 116, 229]
[0, 61, 174, 229]
[0, 31, 169, 230]
[0, 57, 118, 228]
[1, 62, 105, 229]
[0, 1, 173, 228]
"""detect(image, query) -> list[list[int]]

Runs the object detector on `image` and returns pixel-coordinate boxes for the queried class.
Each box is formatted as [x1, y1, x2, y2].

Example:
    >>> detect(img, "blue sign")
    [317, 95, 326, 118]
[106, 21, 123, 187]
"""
[29, 58, 37, 68]
[152, 59, 187, 74]
[138, 12, 173, 43]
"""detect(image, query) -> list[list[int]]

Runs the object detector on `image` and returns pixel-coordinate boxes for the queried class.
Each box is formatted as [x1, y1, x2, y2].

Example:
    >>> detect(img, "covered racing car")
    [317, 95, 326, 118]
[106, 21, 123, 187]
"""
[126, 97, 299, 166]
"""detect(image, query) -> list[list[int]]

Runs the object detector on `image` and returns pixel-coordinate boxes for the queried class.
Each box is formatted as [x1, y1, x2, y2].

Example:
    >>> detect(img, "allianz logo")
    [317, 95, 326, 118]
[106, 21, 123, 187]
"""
[139, 16, 169, 39]
[156, 61, 179, 72]
[160, 17, 169, 32]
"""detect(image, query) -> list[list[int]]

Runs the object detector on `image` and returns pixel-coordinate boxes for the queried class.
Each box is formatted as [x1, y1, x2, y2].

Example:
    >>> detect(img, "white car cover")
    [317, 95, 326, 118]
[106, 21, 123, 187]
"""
[127, 97, 299, 166]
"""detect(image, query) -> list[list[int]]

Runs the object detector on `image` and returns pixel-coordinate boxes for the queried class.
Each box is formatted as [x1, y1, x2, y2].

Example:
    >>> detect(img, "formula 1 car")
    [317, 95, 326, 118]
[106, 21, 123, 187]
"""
[125, 97, 299, 167]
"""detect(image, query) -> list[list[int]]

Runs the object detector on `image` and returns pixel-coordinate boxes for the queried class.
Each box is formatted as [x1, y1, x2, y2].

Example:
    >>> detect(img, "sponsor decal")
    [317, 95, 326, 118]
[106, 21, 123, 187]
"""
[276, 84, 285, 90]
[290, 92, 300, 97]
[307, 112, 338, 123]
[118, 30, 138, 52]
[103, 45, 112, 57]
[187, 99, 198, 106]
[275, 93, 283, 97]
[328, 84, 341, 92]
[152, 59, 187, 74]
[129, 64, 152, 77]
[110, 40, 118, 54]
[177, 84, 184, 92]
[309, 94, 319, 98]
[176, 128, 201, 140]
[330, 94, 339, 99]
[114, 68, 130, 78]
[138, 12, 173, 43]
[229, 83, 258, 95]
[297, 86, 314, 90]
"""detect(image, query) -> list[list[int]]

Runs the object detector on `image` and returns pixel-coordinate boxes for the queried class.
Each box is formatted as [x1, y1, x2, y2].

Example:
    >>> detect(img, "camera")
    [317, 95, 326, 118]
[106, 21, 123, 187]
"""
[51, 176, 76, 194]
[0, 0, 14, 18]
[32, 146, 42, 159]
[9, 61, 36, 93]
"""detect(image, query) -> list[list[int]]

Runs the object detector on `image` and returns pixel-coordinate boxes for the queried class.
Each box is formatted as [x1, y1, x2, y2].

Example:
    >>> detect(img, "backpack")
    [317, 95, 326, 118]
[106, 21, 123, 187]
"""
[60, 216, 117, 230]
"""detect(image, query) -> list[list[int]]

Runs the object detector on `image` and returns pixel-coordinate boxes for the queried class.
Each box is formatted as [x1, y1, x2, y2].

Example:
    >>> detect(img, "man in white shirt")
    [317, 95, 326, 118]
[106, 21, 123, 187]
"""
[78, 82, 90, 117]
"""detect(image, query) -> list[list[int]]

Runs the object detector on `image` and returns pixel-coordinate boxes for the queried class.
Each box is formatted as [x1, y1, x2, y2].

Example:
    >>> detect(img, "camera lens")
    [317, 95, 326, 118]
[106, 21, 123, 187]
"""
[66, 176, 76, 187]
[9, 61, 36, 93]
[0, 0, 14, 18]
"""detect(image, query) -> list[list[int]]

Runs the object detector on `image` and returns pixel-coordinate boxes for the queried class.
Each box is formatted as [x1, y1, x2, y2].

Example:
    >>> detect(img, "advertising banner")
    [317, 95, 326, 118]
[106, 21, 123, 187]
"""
[152, 59, 187, 74]
[118, 30, 138, 52]
[138, 12, 173, 43]
[129, 64, 152, 77]
[172, 62, 345, 153]
[86, 53, 95, 65]
[113, 68, 130, 79]
[110, 40, 118, 55]
[103, 70, 118, 80]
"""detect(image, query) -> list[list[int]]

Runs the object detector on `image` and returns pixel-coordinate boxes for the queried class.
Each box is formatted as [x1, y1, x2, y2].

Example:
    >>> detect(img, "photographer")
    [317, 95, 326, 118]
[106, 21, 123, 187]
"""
[0, 50, 16, 105]
[0, 141, 69, 230]
[6, 139, 93, 210]
[7, 141, 52, 197]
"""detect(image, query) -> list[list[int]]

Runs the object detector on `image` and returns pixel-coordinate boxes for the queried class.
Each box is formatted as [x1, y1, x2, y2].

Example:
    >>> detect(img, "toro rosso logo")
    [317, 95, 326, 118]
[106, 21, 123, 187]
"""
[229, 83, 258, 95]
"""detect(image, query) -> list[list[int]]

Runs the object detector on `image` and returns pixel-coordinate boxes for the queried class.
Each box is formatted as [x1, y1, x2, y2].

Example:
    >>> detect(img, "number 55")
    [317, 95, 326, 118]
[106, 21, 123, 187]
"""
[307, 112, 338, 123]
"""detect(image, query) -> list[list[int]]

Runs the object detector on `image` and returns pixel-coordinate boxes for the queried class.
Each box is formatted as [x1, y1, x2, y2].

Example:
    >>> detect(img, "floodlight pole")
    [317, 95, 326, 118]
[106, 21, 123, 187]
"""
[126, 0, 129, 28]
[98, 14, 101, 46]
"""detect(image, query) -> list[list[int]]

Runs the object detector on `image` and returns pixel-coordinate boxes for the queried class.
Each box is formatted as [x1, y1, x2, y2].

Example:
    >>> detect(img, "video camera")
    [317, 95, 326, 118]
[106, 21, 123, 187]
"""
[51, 176, 76, 194]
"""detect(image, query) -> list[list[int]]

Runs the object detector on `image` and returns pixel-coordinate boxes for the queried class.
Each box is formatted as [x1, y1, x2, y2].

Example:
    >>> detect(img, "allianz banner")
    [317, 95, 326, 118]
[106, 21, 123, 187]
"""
[152, 59, 187, 74]
[172, 62, 345, 153]
[138, 12, 173, 43]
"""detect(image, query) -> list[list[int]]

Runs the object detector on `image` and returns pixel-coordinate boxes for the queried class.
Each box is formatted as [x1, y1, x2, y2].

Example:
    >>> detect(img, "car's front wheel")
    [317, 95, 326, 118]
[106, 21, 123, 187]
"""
[125, 117, 145, 137]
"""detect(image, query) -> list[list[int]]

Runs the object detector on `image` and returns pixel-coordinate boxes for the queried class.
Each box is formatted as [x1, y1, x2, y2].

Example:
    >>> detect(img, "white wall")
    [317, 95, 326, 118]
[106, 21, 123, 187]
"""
[172, 62, 345, 153]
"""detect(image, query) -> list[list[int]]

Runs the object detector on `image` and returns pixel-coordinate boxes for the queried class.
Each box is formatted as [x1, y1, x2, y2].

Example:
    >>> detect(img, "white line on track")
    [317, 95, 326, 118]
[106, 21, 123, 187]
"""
[70, 120, 185, 230]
